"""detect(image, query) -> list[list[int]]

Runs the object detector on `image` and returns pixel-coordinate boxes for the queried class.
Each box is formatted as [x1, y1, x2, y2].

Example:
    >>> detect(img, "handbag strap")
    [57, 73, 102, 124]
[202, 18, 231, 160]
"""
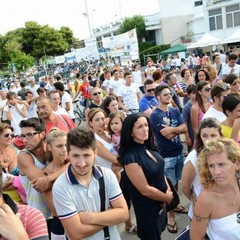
[96, 166, 110, 240]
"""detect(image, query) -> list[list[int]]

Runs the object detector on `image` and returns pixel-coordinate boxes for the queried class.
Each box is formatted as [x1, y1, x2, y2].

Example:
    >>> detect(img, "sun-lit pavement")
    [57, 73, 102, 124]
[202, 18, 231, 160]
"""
[118, 181, 191, 240]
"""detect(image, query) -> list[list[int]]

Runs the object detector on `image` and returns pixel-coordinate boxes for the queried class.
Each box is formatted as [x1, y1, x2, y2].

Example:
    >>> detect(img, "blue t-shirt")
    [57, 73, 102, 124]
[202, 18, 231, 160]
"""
[139, 95, 158, 113]
[182, 100, 194, 142]
[150, 107, 184, 158]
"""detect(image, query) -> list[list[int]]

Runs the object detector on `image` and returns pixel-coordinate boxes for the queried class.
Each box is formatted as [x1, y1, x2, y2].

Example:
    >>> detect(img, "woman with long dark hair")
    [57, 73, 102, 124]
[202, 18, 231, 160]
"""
[118, 113, 173, 240]
[190, 81, 212, 138]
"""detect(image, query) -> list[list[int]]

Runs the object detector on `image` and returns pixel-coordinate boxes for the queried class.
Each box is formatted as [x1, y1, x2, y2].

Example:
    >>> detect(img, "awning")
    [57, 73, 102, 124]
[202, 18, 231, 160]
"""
[160, 44, 187, 55]
[187, 33, 221, 49]
[221, 28, 240, 44]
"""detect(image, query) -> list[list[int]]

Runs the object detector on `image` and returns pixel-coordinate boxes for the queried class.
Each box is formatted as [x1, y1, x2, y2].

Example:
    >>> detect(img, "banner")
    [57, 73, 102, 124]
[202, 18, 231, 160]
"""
[102, 29, 139, 60]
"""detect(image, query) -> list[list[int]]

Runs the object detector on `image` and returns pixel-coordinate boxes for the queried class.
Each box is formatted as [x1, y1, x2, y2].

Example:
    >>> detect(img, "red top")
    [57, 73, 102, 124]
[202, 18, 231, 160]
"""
[79, 82, 91, 99]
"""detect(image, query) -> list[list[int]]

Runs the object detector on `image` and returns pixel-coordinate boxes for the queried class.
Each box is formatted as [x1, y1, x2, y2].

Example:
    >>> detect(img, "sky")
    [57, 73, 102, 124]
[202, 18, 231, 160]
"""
[1, 0, 159, 39]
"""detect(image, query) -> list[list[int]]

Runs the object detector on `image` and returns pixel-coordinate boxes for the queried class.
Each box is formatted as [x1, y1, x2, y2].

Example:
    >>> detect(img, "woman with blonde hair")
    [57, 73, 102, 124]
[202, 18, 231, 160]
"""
[44, 128, 69, 239]
[190, 138, 240, 239]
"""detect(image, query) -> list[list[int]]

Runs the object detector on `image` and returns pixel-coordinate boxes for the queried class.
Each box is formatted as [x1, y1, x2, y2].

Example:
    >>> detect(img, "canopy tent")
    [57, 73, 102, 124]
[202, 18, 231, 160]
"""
[221, 28, 240, 44]
[187, 33, 221, 49]
[160, 44, 187, 55]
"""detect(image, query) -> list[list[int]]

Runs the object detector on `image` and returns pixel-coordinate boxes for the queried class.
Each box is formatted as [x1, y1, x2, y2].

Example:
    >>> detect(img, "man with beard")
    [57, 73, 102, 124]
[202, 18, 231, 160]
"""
[36, 96, 75, 135]
[52, 126, 128, 240]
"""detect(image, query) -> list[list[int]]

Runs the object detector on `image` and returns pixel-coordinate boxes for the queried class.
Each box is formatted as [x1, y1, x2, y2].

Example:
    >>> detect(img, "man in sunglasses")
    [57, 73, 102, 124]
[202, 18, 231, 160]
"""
[150, 85, 187, 234]
[202, 82, 230, 122]
[85, 87, 104, 123]
[139, 79, 158, 118]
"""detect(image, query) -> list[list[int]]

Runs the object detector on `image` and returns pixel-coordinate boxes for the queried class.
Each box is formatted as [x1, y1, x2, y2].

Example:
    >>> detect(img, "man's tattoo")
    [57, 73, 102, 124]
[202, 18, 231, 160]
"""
[194, 211, 209, 222]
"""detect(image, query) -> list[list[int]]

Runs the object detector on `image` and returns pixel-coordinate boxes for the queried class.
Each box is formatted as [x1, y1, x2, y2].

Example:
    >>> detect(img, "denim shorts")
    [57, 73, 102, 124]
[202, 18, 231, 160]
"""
[164, 152, 184, 186]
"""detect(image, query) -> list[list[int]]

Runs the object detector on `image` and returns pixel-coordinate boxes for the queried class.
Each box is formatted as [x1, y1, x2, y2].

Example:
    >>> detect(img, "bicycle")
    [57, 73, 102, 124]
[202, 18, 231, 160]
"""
[73, 99, 86, 126]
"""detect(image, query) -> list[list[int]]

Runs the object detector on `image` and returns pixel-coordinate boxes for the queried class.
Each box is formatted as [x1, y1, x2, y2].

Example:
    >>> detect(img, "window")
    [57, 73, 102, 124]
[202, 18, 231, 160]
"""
[226, 4, 240, 28]
[209, 8, 223, 31]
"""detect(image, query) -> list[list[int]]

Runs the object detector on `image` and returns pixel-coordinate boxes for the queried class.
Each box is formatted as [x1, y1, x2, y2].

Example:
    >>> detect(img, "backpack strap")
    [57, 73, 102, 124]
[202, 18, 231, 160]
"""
[96, 166, 110, 240]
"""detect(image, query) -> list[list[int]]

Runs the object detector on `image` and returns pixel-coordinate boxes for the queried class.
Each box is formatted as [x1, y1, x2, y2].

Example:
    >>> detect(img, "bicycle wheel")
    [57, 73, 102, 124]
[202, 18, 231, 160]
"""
[74, 111, 82, 126]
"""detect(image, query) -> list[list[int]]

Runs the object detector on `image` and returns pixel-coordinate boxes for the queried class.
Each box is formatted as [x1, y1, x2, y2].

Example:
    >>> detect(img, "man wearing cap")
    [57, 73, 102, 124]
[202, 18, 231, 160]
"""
[202, 82, 231, 122]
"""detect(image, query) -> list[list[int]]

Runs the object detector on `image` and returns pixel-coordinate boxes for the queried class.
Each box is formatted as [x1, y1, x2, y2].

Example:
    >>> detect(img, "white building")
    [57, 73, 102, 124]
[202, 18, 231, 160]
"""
[91, 0, 240, 49]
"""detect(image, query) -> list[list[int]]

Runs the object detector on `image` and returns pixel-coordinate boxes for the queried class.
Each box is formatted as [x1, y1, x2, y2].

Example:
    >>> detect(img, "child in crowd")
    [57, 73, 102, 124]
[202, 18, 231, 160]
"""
[108, 110, 126, 153]
[107, 110, 125, 181]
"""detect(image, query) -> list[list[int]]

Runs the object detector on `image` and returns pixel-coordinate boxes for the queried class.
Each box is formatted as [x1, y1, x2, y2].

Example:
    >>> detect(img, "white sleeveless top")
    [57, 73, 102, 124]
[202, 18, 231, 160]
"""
[184, 149, 202, 219]
[207, 212, 240, 240]
[20, 150, 52, 220]
[94, 133, 116, 169]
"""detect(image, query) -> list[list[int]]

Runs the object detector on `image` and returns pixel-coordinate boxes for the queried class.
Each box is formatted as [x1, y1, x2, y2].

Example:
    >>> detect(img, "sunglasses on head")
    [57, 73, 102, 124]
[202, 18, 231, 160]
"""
[92, 92, 101, 96]
[146, 88, 155, 93]
[3, 133, 15, 139]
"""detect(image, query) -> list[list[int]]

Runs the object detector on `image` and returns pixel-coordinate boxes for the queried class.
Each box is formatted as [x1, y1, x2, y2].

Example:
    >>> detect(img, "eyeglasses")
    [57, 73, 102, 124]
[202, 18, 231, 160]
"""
[146, 88, 155, 93]
[163, 92, 172, 97]
[203, 87, 211, 92]
[3, 133, 15, 139]
[92, 92, 101, 96]
[19, 132, 40, 140]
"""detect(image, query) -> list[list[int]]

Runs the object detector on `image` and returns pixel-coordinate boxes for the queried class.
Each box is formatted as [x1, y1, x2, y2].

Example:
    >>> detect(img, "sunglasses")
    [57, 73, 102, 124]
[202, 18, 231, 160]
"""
[146, 88, 155, 93]
[92, 92, 101, 96]
[3, 133, 15, 139]
[163, 92, 172, 97]
[204, 87, 211, 92]
[220, 83, 231, 90]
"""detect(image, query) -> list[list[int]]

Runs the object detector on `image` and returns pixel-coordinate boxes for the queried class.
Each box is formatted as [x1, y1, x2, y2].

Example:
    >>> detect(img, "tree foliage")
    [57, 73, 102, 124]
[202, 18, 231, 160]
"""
[118, 15, 148, 43]
[0, 21, 75, 71]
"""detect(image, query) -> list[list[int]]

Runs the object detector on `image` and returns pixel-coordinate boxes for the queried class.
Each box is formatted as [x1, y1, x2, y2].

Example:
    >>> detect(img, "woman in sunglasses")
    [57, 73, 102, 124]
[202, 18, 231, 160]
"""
[191, 81, 212, 138]
[0, 123, 18, 176]
[0, 123, 26, 203]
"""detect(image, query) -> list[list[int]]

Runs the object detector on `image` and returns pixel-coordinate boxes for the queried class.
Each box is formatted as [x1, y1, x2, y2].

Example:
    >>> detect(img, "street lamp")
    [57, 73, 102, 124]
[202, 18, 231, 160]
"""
[84, 0, 91, 37]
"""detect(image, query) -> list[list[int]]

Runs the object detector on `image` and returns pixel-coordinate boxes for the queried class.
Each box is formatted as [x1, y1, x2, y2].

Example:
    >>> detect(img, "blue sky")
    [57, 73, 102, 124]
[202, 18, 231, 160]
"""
[1, 0, 159, 39]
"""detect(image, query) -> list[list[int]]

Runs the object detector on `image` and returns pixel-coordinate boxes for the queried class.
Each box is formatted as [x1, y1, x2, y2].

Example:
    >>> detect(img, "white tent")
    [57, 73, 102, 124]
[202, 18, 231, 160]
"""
[221, 28, 240, 44]
[187, 33, 221, 49]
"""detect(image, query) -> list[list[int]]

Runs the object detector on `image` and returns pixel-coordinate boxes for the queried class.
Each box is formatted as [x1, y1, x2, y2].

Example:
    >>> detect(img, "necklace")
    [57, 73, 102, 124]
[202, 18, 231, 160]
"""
[225, 189, 239, 205]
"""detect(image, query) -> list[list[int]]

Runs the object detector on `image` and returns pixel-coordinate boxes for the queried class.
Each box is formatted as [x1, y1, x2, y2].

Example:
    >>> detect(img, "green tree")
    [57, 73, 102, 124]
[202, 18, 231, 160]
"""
[118, 15, 148, 43]
[32, 25, 68, 59]
[9, 51, 34, 71]
[59, 26, 74, 51]
[21, 21, 41, 55]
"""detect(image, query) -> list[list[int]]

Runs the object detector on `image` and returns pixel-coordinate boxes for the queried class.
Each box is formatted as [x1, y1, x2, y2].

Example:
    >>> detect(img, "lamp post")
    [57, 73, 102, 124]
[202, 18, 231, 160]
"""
[84, 0, 91, 37]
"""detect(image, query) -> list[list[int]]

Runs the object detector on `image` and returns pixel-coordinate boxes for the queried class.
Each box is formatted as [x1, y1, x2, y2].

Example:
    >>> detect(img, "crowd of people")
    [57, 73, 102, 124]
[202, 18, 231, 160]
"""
[0, 48, 239, 240]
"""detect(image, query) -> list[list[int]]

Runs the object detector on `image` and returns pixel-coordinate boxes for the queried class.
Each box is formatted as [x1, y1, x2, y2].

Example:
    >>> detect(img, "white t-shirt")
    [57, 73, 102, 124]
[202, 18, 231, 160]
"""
[118, 84, 140, 110]
[109, 79, 125, 96]
[222, 64, 240, 76]
[102, 79, 112, 93]
[61, 92, 75, 119]
[202, 106, 226, 122]
[45, 82, 55, 92]
[29, 85, 39, 97]
[132, 70, 143, 87]
[27, 101, 38, 119]
[145, 66, 156, 80]
[4, 104, 27, 135]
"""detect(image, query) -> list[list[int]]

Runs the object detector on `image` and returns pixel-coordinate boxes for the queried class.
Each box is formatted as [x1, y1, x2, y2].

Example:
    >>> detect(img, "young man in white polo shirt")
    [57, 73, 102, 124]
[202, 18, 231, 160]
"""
[53, 126, 128, 240]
